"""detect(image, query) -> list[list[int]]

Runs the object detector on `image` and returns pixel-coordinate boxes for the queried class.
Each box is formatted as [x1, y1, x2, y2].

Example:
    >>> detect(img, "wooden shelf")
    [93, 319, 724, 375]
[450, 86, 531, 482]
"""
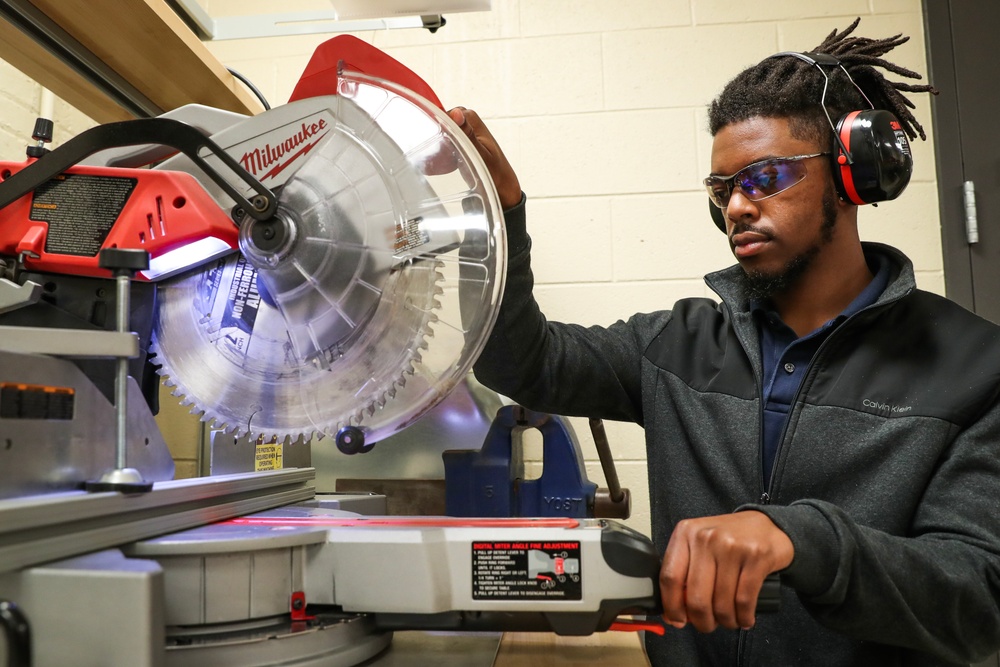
[0, 0, 265, 123]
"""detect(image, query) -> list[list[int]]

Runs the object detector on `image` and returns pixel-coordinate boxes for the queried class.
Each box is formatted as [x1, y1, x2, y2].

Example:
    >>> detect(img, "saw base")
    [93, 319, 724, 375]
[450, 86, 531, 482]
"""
[165, 611, 391, 667]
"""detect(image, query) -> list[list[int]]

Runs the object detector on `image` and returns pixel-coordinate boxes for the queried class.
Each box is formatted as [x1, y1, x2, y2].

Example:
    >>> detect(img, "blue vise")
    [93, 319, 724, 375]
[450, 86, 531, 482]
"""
[443, 405, 597, 517]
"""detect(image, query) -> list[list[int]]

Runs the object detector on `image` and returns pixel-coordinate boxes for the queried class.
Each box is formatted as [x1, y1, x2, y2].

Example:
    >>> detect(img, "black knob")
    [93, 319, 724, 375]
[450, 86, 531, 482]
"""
[98, 248, 150, 276]
[336, 426, 374, 455]
[26, 117, 53, 158]
[31, 118, 53, 143]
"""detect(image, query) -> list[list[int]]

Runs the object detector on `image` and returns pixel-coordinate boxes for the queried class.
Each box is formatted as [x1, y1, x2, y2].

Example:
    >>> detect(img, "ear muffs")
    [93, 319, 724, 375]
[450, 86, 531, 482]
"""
[710, 198, 727, 232]
[709, 51, 915, 231]
[832, 108, 912, 205]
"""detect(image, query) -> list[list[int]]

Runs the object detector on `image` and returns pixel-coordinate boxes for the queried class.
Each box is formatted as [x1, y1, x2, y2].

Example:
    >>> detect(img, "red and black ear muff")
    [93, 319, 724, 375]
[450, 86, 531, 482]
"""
[832, 108, 912, 205]
[710, 198, 727, 232]
[769, 51, 914, 205]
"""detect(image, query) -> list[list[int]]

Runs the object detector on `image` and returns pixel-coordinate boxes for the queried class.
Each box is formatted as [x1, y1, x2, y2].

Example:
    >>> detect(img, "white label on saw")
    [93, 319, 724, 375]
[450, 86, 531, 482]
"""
[471, 541, 582, 601]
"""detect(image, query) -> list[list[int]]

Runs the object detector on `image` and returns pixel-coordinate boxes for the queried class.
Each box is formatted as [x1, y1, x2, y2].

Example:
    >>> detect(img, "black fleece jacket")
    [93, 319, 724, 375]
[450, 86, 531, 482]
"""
[473, 196, 1000, 666]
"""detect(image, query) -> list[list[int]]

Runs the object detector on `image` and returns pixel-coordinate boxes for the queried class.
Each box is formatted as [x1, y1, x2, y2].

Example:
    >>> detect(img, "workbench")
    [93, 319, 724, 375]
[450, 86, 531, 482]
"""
[365, 630, 651, 666]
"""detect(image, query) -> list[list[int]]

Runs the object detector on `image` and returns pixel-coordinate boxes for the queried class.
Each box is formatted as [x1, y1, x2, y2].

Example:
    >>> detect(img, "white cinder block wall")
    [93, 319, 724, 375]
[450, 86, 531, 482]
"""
[0, 62, 95, 157]
[0, 0, 939, 536]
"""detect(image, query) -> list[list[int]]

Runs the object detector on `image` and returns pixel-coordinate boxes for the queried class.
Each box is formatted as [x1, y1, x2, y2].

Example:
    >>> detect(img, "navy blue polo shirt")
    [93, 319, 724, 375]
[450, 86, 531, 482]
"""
[753, 253, 890, 489]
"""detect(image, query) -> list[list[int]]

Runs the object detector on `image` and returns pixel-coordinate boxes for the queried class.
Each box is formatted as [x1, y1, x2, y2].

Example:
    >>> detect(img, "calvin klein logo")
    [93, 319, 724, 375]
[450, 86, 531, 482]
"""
[239, 118, 330, 181]
[862, 398, 913, 414]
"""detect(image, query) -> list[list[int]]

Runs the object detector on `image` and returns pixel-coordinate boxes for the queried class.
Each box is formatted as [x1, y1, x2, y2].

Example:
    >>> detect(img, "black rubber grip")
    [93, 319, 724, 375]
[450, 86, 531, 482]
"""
[757, 573, 782, 613]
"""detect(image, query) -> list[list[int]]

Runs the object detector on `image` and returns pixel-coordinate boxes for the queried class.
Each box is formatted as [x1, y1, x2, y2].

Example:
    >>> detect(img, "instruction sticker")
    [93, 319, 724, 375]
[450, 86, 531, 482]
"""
[31, 174, 137, 256]
[472, 541, 582, 600]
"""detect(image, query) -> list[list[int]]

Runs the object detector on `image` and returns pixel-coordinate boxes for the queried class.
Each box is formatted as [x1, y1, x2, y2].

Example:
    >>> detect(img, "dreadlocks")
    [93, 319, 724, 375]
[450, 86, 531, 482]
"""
[708, 18, 937, 144]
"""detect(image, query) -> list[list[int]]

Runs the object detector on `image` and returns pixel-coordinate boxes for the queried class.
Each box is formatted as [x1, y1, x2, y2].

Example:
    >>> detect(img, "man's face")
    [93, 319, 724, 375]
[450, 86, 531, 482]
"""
[709, 116, 841, 298]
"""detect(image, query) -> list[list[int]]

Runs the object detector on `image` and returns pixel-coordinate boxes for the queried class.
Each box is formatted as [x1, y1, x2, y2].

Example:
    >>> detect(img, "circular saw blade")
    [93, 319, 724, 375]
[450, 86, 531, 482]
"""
[151, 72, 505, 445]
[151, 251, 439, 441]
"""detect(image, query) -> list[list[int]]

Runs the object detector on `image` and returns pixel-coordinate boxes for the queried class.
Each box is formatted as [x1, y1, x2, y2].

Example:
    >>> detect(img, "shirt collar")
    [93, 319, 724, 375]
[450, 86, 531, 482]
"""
[750, 249, 892, 332]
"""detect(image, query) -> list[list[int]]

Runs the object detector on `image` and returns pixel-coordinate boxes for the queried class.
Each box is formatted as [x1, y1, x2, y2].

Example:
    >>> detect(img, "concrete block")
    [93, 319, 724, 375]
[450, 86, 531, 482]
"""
[604, 24, 778, 111]
[696, 1, 869, 25]
[433, 34, 604, 117]
[611, 192, 735, 282]
[521, 0, 690, 37]
[857, 181, 943, 272]
[518, 108, 700, 197]
[0, 62, 41, 111]
[525, 196, 614, 285]
[914, 270, 945, 297]
[430, 39, 512, 116]
[776, 13, 926, 67]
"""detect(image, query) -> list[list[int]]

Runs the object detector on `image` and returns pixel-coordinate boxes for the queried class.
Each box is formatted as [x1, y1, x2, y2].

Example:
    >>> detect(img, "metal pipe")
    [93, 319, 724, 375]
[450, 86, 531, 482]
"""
[588, 418, 624, 503]
[114, 272, 129, 469]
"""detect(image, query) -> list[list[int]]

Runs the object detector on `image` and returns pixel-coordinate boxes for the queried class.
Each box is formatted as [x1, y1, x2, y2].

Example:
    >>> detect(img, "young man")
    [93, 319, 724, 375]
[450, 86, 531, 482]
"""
[452, 20, 1000, 667]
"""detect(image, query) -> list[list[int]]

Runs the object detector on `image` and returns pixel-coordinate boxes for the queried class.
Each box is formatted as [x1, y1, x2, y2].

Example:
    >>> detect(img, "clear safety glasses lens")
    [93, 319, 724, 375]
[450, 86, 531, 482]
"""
[704, 153, 826, 208]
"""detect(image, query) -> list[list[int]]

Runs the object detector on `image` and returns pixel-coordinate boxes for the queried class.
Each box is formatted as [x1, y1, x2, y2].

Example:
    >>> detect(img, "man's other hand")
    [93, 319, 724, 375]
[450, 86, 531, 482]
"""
[660, 510, 794, 632]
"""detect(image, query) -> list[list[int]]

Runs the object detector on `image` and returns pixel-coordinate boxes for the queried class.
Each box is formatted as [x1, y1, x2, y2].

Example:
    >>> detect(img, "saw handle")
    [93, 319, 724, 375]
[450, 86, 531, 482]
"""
[612, 572, 781, 635]
[0, 118, 276, 221]
[646, 571, 782, 616]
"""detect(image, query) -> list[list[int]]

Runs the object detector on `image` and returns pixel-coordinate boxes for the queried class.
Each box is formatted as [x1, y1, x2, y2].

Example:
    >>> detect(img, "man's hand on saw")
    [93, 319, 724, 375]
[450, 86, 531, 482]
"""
[659, 510, 793, 632]
[448, 107, 522, 210]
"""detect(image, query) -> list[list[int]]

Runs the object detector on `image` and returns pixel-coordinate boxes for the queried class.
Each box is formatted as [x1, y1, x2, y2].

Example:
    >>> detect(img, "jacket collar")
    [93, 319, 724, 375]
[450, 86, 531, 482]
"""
[704, 242, 916, 316]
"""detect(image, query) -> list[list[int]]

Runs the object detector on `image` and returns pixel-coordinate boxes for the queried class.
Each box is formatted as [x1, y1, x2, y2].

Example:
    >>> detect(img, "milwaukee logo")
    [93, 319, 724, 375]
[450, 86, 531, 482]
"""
[239, 118, 330, 181]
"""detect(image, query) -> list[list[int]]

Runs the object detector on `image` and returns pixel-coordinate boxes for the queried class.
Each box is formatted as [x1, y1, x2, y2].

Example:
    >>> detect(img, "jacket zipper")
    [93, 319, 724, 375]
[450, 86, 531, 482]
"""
[724, 305, 765, 667]
[725, 297, 904, 667]
[761, 300, 899, 500]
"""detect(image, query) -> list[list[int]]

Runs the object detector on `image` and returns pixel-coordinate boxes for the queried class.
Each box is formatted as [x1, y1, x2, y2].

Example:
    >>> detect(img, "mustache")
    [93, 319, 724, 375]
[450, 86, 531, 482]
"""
[729, 221, 775, 242]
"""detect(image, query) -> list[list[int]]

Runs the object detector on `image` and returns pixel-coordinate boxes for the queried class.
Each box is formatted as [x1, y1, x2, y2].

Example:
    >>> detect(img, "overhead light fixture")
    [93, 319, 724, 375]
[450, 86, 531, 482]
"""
[331, 1, 491, 20]
[171, 0, 491, 41]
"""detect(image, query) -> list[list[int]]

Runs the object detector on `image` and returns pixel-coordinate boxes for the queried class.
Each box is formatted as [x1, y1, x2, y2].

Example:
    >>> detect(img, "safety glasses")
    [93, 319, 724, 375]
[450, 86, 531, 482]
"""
[704, 153, 829, 209]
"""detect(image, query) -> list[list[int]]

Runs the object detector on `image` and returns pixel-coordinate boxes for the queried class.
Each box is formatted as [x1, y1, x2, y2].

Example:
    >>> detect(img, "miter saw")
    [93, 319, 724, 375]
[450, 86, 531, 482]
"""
[0, 37, 776, 667]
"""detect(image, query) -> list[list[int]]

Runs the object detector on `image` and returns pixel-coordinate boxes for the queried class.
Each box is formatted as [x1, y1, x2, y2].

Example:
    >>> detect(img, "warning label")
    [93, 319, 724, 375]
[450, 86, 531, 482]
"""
[472, 541, 581, 600]
[254, 441, 282, 471]
[394, 216, 429, 253]
[31, 174, 137, 257]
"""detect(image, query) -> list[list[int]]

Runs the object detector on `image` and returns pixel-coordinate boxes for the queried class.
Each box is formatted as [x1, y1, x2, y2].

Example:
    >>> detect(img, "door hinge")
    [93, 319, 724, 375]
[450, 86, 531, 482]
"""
[964, 180, 979, 244]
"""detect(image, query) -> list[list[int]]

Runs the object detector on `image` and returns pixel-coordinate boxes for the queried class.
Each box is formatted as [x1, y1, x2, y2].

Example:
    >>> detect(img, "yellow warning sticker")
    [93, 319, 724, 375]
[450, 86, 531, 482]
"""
[254, 441, 283, 471]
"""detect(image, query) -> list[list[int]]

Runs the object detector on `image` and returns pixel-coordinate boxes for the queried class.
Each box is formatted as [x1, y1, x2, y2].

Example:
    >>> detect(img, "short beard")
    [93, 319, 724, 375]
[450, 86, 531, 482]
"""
[741, 189, 838, 301]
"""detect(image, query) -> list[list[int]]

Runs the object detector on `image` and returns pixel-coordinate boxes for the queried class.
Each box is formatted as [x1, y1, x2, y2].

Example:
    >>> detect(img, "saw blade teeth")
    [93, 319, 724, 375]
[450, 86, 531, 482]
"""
[152, 215, 456, 444]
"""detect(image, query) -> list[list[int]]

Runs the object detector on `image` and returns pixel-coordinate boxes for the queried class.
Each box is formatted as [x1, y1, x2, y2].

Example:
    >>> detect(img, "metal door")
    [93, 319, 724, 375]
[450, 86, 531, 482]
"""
[925, 0, 1000, 324]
